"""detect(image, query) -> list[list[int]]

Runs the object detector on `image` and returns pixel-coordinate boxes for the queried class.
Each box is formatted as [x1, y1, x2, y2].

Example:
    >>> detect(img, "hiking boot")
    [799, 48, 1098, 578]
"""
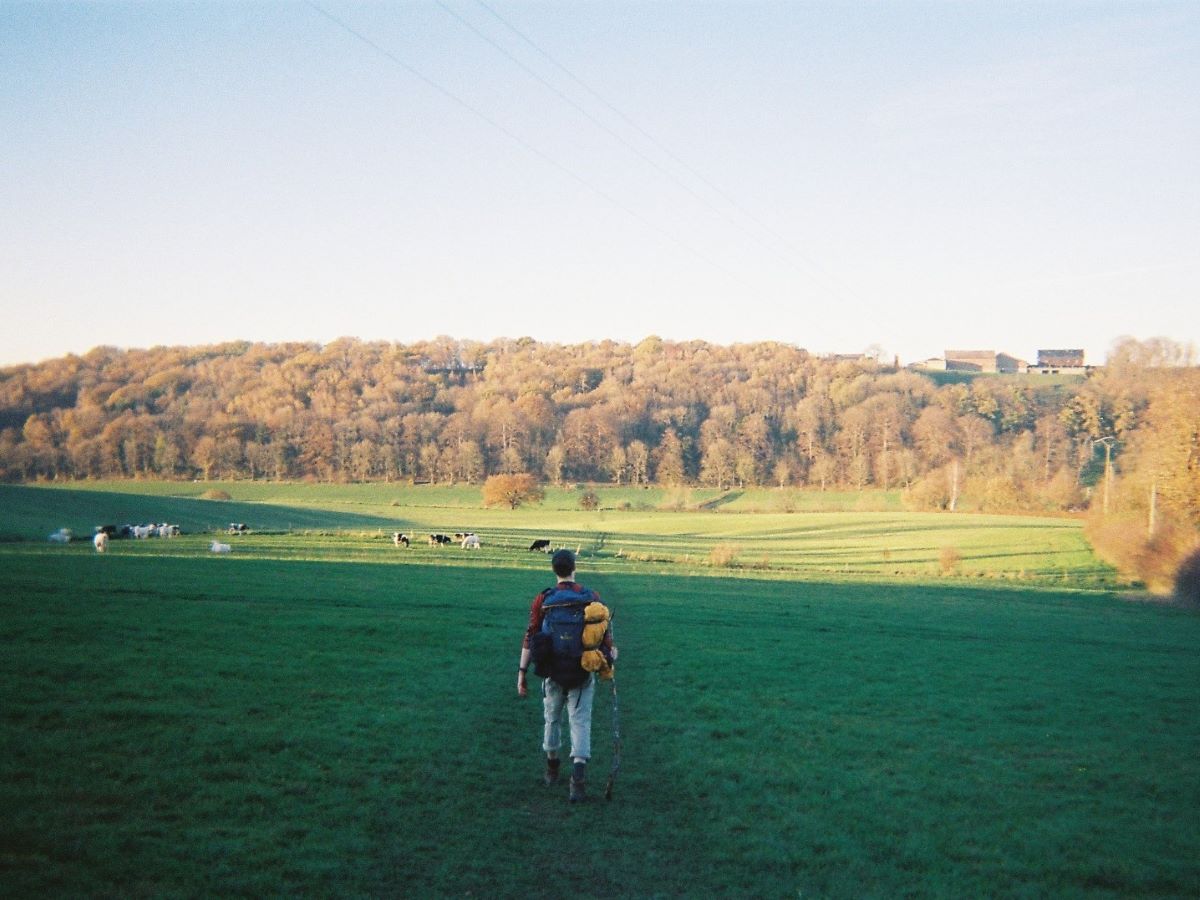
[543, 757, 561, 786]
[569, 775, 587, 803]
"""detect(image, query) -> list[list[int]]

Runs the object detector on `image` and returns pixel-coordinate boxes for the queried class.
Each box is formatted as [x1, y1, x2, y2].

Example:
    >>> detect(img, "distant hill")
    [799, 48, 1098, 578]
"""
[1, 337, 1196, 540]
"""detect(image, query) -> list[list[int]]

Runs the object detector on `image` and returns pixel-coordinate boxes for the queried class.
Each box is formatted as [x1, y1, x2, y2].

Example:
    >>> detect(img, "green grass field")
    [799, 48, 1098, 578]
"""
[2, 483, 1197, 897]
[1, 482, 1111, 586]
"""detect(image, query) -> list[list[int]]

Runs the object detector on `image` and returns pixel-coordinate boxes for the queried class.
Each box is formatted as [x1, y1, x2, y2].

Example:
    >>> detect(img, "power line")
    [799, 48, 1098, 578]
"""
[307, 2, 759, 292]
[434, 0, 814, 282]
[470, 0, 865, 306]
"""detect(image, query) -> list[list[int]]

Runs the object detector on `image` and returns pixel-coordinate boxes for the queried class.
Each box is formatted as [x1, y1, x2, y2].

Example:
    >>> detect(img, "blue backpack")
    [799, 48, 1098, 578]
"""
[533, 585, 596, 689]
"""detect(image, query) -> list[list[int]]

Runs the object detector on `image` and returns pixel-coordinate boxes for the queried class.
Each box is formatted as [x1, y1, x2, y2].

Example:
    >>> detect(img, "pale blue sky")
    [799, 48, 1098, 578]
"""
[2, 1, 1197, 367]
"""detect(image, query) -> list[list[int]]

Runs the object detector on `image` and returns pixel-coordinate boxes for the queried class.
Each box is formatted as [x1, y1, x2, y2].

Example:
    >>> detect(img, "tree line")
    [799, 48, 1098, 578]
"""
[1, 336, 1196, 531]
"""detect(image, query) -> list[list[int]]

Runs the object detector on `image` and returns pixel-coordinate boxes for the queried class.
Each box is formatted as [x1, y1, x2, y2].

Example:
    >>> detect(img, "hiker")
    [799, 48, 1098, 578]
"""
[518, 549, 616, 802]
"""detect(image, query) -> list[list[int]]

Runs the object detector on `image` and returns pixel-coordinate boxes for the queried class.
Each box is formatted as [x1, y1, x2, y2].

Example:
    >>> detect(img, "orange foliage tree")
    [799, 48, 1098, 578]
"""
[482, 473, 544, 509]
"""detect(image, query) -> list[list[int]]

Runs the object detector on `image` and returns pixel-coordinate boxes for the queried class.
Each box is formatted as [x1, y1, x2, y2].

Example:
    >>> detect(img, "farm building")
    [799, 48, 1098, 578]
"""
[996, 353, 1027, 373]
[910, 357, 948, 371]
[910, 347, 1089, 375]
[941, 350, 1027, 374]
[1031, 349, 1087, 374]
[944, 350, 995, 372]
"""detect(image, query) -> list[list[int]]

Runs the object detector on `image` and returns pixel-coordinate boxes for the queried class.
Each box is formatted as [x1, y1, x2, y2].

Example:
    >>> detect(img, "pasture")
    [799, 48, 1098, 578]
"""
[1, 481, 1112, 585]
[2, 483, 1198, 897]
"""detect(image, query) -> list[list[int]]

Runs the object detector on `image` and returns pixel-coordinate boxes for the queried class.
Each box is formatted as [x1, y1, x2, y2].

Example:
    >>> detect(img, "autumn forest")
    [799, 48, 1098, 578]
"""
[1, 336, 1196, 528]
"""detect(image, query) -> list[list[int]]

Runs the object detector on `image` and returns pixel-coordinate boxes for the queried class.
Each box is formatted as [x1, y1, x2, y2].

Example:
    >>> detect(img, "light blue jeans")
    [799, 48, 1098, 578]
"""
[542, 675, 595, 763]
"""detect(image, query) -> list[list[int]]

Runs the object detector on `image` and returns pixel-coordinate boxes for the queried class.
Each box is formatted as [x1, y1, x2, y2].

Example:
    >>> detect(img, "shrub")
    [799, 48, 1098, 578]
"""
[660, 487, 692, 512]
[1173, 548, 1200, 608]
[1089, 510, 1200, 594]
[939, 546, 962, 576]
[709, 543, 739, 568]
[1133, 522, 1197, 593]
[1084, 512, 1143, 577]
[980, 475, 1021, 512]
[1042, 465, 1085, 511]
[904, 474, 949, 511]
[200, 489, 232, 500]
[773, 493, 797, 513]
[579, 490, 599, 511]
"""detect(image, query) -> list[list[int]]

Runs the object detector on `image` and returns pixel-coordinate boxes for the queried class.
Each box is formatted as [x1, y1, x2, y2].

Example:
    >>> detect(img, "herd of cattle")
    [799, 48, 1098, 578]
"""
[47, 523, 183, 553]
[391, 531, 480, 549]
[97, 523, 183, 540]
[48, 522, 246, 553]
[48, 523, 557, 555]
[390, 533, 554, 552]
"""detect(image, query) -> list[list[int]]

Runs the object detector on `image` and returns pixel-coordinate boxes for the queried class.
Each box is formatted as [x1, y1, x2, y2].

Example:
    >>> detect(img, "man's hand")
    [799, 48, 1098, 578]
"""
[517, 671, 528, 698]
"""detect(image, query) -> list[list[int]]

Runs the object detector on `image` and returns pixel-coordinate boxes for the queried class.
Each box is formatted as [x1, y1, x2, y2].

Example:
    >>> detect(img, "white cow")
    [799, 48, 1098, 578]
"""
[93, 532, 109, 553]
[461, 533, 481, 550]
[210, 541, 232, 554]
[48, 528, 72, 544]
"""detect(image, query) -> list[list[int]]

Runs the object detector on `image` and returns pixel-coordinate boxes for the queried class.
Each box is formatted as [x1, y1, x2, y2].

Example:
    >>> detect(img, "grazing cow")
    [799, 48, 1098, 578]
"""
[461, 533, 481, 550]
[157, 523, 180, 538]
[93, 532, 109, 553]
[210, 541, 232, 554]
[393, 532, 410, 548]
[228, 523, 249, 535]
[528, 539, 551, 553]
[118, 525, 135, 539]
[48, 528, 72, 544]
[428, 533, 452, 546]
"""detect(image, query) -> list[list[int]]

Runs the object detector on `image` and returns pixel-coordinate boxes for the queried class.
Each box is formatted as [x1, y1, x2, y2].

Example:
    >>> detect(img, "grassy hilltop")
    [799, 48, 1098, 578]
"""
[2, 482, 1197, 897]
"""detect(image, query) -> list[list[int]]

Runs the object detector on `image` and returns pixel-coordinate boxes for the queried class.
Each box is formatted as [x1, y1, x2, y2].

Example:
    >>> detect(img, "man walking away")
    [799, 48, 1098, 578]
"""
[517, 549, 616, 802]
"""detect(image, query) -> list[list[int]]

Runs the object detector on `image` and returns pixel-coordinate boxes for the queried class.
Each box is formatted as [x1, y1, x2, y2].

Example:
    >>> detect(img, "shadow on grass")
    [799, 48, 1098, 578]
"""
[0, 484, 407, 538]
[3, 550, 1197, 897]
[697, 491, 744, 510]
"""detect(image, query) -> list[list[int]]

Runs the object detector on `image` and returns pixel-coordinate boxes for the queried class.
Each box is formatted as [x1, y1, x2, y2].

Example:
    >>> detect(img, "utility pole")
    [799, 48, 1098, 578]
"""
[1093, 436, 1115, 515]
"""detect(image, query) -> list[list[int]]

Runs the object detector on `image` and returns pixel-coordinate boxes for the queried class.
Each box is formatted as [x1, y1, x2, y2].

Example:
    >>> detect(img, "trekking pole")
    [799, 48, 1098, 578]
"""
[604, 672, 621, 800]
